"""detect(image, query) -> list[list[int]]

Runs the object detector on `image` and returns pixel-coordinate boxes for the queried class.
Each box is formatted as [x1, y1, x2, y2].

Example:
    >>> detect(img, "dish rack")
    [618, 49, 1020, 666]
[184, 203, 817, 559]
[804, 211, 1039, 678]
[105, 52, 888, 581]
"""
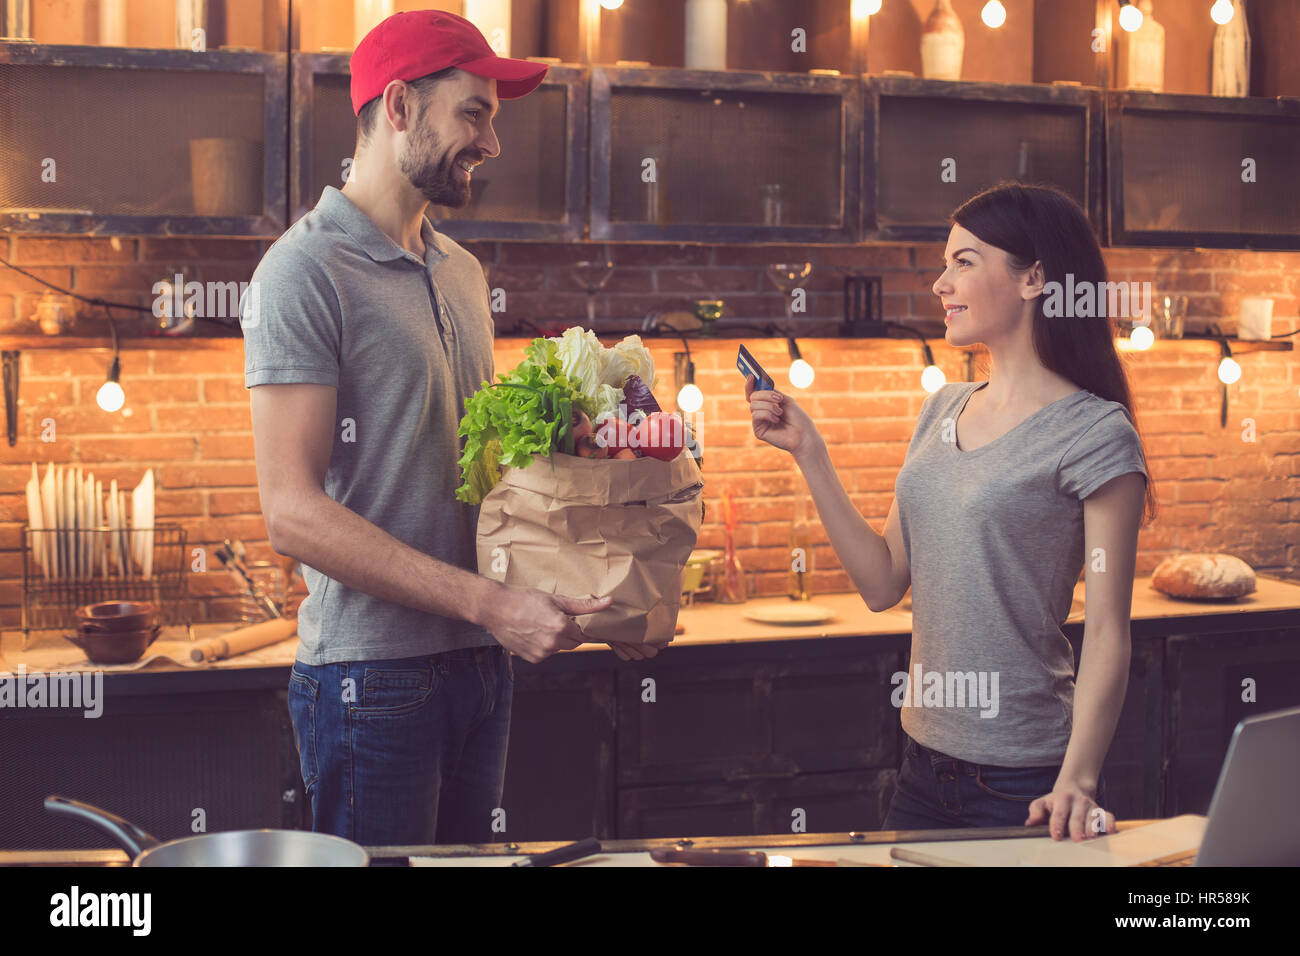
[20, 524, 189, 634]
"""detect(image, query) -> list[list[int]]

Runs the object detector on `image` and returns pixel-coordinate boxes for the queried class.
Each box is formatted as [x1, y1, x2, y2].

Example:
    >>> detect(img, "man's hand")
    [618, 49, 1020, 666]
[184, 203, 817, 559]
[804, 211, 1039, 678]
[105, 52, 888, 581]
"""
[481, 586, 614, 664]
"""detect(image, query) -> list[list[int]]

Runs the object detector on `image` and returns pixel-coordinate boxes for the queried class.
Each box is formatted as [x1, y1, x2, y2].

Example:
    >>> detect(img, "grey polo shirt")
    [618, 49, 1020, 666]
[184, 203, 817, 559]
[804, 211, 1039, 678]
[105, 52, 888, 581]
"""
[241, 185, 498, 665]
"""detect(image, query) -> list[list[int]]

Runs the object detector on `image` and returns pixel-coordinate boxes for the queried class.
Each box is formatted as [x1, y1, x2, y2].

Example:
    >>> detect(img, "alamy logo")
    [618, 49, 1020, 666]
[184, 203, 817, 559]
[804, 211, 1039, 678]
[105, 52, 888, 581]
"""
[1042, 275, 1152, 320]
[891, 665, 1000, 718]
[49, 886, 151, 936]
[0, 665, 102, 718]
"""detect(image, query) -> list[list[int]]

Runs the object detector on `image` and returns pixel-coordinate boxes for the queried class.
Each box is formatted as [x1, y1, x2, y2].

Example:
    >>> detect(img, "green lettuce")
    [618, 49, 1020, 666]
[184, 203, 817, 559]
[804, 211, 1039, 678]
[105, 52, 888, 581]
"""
[454, 337, 590, 505]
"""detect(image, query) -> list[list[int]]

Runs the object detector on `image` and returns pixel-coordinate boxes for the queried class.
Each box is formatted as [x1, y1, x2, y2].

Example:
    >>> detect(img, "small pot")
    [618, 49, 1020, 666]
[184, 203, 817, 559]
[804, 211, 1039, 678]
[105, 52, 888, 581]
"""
[65, 624, 162, 664]
[76, 600, 155, 632]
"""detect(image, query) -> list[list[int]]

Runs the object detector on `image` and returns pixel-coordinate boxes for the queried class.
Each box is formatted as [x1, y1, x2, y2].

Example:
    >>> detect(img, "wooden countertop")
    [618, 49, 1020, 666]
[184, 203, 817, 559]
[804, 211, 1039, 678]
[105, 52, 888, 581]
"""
[3, 576, 1295, 674]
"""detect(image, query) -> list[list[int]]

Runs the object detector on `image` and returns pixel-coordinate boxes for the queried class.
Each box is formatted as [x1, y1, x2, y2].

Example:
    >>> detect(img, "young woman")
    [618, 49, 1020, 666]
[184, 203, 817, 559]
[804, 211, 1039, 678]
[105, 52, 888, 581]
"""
[746, 183, 1156, 842]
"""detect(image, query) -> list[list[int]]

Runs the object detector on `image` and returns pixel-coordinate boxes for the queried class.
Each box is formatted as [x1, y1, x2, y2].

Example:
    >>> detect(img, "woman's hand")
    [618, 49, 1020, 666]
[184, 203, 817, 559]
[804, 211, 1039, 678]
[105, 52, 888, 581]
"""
[745, 375, 823, 461]
[1026, 779, 1116, 841]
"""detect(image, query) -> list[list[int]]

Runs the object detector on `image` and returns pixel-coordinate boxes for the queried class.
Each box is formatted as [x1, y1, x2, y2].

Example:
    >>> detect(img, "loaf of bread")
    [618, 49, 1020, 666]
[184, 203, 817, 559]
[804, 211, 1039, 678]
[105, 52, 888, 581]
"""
[1152, 553, 1257, 600]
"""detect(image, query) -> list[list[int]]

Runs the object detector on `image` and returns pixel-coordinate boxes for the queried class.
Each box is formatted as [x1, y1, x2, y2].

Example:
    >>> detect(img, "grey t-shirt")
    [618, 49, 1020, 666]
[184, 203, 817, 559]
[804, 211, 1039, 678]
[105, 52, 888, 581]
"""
[893, 381, 1149, 767]
[241, 186, 498, 665]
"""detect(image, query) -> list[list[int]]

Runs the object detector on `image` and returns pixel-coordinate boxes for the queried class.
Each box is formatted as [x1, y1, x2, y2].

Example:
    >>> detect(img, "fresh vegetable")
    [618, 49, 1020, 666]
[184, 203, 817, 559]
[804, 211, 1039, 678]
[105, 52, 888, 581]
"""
[454, 338, 587, 505]
[455, 330, 671, 504]
[621, 374, 661, 417]
[633, 412, 686, 462]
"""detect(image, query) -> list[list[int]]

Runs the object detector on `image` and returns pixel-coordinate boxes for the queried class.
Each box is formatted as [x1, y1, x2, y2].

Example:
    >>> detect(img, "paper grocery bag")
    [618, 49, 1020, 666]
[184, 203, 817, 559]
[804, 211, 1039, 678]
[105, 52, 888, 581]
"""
[477, 452, 705, 645]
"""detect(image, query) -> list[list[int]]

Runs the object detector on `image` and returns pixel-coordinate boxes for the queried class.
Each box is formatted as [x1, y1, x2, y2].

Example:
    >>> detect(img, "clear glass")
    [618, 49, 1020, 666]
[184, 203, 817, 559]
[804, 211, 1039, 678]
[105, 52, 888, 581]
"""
[1153, 294, 1187, 339]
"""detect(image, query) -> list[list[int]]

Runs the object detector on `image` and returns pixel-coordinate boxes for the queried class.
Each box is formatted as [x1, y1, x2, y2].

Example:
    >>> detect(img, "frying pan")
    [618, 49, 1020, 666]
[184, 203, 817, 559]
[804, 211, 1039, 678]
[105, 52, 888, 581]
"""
[44, 796, 369, 867]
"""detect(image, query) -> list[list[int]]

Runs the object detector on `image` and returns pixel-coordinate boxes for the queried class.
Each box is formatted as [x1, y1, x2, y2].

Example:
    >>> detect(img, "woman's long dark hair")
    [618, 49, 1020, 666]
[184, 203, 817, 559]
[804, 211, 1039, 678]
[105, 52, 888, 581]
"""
[951, 182, 1157, 526]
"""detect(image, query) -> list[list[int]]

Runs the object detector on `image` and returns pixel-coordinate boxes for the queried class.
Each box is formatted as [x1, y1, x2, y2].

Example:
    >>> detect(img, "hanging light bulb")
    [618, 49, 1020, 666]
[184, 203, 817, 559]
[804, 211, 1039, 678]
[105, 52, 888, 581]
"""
[1118, 0, 1144, 32]
[598, 0, 623, 11]
[981, 1, 1007, 28]
[920, 342, 945, 393]
[787, 338, 815, 389]
[1217, 356, 1241, 385]
[1210, 0, 1234, 25]
[852, 0, 883, 17]
[1130, 325, 1154, 350]
[96, 355, 125, 412]
[677, 381, 703, 413]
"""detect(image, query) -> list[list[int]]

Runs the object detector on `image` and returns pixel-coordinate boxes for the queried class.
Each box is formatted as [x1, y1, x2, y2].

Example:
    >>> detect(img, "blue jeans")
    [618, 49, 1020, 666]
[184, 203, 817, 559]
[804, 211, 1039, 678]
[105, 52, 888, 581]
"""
[882, 734, 1108, 830]
[287, 644, 513, 846]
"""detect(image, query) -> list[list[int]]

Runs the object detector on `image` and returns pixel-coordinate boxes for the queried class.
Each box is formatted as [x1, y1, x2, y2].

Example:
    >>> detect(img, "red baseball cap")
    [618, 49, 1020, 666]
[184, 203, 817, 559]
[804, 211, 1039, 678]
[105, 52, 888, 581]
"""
[350, 10, 548, 115]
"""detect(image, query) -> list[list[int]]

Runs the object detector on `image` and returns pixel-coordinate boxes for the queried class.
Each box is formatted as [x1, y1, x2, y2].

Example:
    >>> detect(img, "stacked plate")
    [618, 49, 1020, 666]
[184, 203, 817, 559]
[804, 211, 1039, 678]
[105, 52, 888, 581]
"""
[23, 463, 155, 580]
[66, 600, 161, 664]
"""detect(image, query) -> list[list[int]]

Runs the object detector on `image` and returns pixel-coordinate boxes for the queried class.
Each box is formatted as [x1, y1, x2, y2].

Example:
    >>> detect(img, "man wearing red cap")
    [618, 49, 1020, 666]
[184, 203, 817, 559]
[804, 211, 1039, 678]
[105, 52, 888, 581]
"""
[243, 11, 645, 848]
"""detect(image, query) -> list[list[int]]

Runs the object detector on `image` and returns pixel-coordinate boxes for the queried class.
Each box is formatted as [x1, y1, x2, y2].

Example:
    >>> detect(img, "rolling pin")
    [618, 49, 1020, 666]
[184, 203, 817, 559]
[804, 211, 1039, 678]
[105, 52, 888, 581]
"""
[189, 616, 297, 663]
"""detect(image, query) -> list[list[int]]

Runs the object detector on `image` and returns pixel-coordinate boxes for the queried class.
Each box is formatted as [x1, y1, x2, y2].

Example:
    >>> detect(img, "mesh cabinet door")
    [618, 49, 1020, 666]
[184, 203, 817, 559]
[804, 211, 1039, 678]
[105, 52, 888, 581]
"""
[0, 44, 286, 236]
[293, 57, 586, 240]
[591, 68, 861, 243]
[1108, 92, 1300, 250]
[868, 78, 1098, 242]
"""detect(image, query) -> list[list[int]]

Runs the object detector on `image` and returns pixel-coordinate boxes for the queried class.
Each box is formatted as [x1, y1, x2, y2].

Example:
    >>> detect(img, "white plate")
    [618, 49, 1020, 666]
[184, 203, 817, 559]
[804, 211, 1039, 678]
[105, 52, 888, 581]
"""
[41, 463, 57, 580]
[742, 603, 838, 626]
[25, 475, 46, 579]
[133, 469, 154, 580]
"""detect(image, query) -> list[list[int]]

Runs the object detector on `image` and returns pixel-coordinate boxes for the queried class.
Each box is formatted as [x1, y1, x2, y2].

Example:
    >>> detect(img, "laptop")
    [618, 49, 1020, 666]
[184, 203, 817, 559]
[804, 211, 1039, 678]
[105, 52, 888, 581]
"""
[1193, 704, 1300, 866]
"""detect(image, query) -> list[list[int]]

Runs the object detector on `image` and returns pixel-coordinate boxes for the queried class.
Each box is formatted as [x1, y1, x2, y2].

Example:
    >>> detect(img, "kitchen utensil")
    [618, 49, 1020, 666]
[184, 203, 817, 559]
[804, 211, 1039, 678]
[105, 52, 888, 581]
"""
[511, 837, 602, 867]
[188, 616, 297, 663]
[76, 600, 155, 632]
[650, 848, 837, 867]
[742, 603, 837, 625]
[238, 561, 286, 622]
[890, 846, 976, 867]
[3, 349, 18, 445]
[44, 796, 368, 867]
[65, 624, 161, 664]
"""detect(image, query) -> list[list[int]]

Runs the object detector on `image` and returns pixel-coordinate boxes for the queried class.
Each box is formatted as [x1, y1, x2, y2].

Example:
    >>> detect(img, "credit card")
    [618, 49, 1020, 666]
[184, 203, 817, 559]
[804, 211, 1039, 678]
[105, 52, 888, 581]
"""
[737, 344, 773, 390]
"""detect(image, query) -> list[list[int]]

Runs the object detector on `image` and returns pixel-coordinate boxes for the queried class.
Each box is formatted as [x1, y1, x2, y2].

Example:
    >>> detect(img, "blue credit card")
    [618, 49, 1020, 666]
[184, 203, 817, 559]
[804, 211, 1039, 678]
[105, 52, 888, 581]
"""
[737, 344, 773, 390]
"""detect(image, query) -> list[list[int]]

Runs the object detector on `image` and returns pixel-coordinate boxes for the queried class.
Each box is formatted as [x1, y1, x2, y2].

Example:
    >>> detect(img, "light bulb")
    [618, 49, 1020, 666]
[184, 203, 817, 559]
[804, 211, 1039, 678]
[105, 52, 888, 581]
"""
[921, 365, 947, 393]
[1129, 325, 1154, 350]
[789, 359, 815, 389]
[852, 0, 883, 17]
[97, 380, 125, 412]
[981, 1, 1007, 28]
[1217, 357, 1241, 385]
[677, 382, 703, 413]
[1210, 0, 1234, 25]
[1119, 3, 1144, 31]
[598, 0, 623, 10]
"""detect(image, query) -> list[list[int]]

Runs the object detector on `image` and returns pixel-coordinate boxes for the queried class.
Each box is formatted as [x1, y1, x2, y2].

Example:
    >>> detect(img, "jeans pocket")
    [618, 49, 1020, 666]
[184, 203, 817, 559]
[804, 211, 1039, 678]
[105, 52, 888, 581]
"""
[288, 665, 320, 794]
[353, 665, 438, 717]
[974, 764, 1057, 803]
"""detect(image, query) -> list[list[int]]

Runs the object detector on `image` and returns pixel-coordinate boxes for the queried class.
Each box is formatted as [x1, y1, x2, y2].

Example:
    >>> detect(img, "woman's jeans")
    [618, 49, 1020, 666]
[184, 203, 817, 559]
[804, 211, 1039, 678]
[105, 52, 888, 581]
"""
[883, 734, 1108, 830]
[288, 644, 513, 847]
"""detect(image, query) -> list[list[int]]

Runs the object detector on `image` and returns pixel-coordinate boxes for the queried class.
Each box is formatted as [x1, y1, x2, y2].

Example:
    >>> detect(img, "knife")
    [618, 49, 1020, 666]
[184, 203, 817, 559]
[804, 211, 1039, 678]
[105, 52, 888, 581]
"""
[650, 848, 844, 867]
[511, 837, 602, 867]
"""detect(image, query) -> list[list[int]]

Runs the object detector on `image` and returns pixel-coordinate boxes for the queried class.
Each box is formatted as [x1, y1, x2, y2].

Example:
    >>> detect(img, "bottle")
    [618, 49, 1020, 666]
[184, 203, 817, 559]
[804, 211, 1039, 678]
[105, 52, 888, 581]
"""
[1121, 0, 1164, 92]
[921, 0, 964, 82]
[787, 493, 814, 601]
[1211, 0, 1250, 97]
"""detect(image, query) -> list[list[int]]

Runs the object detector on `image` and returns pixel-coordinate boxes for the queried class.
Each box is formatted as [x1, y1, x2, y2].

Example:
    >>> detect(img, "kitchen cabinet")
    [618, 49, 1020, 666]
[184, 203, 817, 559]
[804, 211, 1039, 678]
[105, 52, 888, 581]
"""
[291, 54, 588, 240]
[865, 76, 1103, 242]
[0, 43, 288, 237]
[588, 67, 863, 244]
[1106, 91, 1300, 250]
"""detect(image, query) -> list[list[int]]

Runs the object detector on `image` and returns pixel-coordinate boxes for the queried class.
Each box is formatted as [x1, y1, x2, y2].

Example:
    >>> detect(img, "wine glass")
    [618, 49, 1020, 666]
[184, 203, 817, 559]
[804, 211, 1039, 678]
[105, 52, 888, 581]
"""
[766, 262, 813, 333]
[571, 260, 615, 325]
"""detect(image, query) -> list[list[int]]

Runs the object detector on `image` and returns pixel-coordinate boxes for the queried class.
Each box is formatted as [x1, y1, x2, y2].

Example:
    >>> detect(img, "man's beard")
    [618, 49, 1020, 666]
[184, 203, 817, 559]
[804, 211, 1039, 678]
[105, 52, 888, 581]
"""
[399, 122, 475, 208]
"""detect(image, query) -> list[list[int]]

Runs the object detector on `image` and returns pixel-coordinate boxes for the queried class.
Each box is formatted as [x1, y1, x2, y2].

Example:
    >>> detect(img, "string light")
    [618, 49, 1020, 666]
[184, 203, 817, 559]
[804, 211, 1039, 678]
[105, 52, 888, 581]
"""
[1118, 0, 1144, 32]
[981, 1, 1007, 29]
[1210, 0, 1234, 25]
[787, 338, 815, 389]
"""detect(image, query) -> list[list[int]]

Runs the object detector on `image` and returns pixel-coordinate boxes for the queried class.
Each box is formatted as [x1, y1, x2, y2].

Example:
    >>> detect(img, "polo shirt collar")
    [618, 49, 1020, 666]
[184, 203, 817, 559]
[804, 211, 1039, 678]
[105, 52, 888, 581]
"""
[317, 186, 448, 266]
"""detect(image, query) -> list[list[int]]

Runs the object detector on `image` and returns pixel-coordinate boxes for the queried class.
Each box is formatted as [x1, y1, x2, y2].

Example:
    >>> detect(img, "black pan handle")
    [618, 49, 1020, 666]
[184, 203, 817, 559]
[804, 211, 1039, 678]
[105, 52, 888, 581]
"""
[43, 795, 163, 859]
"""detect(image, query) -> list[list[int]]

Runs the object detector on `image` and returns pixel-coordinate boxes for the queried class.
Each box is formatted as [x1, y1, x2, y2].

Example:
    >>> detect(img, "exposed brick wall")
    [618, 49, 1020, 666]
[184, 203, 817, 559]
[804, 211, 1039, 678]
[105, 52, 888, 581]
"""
[1, 236, 1297, 627]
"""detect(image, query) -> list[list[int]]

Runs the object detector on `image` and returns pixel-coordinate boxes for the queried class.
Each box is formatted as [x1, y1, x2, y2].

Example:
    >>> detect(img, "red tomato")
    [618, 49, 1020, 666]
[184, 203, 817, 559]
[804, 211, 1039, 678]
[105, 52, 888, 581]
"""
[634, 412, 685, 461]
